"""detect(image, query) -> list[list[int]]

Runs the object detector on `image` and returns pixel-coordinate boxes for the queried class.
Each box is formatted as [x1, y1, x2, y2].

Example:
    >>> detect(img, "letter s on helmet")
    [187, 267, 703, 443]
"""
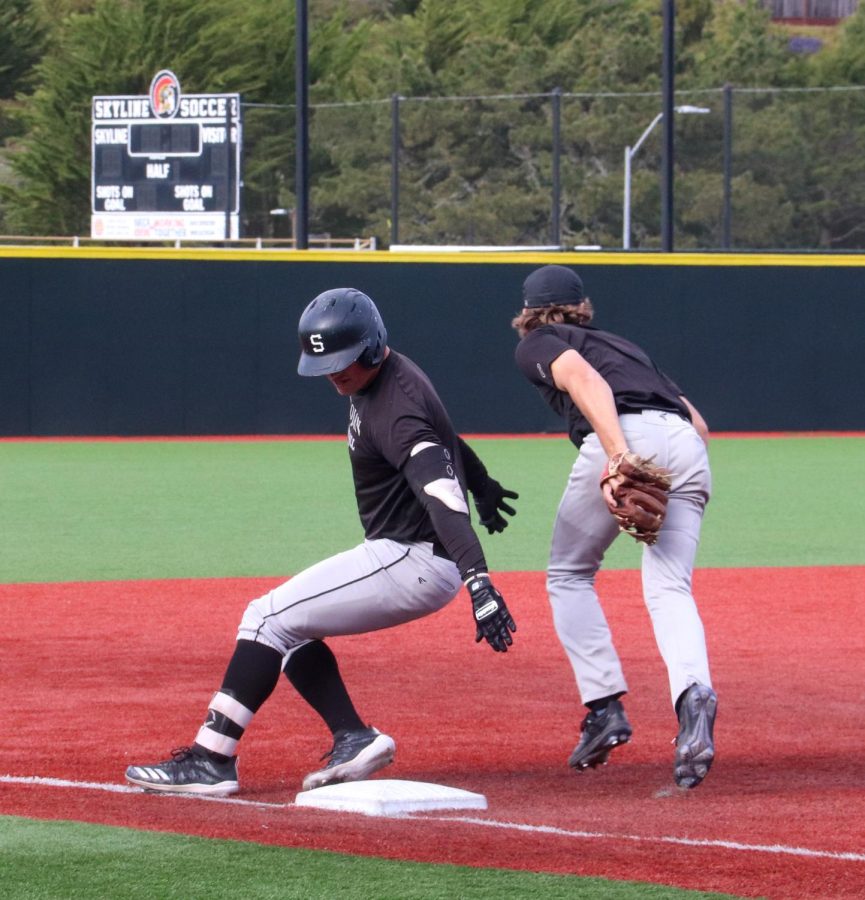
[297, 288, 388, 376]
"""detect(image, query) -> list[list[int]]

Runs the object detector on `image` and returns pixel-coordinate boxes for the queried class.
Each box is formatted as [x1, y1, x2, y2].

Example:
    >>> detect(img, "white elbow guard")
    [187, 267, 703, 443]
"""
[423, 477, 469, 514]
[408, 442, 469, 514]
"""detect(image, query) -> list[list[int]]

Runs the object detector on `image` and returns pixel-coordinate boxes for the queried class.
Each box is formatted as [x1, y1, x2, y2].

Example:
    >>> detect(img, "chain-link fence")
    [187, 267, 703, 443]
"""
[239, 84, 865, 252]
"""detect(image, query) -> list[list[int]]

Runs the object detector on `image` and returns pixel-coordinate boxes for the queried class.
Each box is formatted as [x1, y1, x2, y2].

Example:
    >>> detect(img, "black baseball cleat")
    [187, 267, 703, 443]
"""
[125, 746, 239, 796]
[302, 726, 395, 792]
[674, 683, 717, 789]
[568, 700, 633, 770]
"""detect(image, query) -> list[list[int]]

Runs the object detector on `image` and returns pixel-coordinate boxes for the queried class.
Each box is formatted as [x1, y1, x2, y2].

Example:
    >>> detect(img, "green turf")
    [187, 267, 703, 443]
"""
[0, 436, 862, 583]
[0, 816, 742, 900]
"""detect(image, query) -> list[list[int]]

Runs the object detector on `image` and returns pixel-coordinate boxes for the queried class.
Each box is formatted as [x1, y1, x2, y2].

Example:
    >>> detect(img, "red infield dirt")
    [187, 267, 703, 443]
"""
[2, 567, 864, 898]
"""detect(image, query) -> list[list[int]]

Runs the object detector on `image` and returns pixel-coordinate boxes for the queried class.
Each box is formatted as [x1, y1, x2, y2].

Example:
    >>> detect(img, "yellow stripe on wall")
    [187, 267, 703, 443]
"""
[2, 245, 865, 267]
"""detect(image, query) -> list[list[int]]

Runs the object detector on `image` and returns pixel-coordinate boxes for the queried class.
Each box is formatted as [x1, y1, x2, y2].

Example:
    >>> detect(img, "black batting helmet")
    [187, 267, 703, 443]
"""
[297, 288, 388, 376]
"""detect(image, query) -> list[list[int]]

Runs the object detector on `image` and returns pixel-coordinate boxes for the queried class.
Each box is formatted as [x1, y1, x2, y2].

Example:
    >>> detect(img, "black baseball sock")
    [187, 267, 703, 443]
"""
[587, 692, 625, 713]
[284, 639, 365, 734]
[220, 639, 284, 711]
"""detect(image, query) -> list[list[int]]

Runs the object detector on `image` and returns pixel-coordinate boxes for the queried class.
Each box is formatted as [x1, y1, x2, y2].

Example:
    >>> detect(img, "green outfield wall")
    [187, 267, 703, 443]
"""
[1, 247, 862, 436]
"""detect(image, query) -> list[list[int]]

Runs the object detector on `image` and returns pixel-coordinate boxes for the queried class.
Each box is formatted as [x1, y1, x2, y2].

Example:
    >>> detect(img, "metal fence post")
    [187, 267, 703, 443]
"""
[623, 145, 632, 249]
[723, 83, 733, 250]
[391, 94, 401, 248]
[551, 87, 562, 246]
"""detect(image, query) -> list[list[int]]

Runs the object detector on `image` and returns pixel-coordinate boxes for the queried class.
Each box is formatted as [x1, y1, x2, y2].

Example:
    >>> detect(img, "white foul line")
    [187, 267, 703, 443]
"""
[2, 774, 863, 863]
[0, 775, 291, 809]
[444, 815, 865, 863]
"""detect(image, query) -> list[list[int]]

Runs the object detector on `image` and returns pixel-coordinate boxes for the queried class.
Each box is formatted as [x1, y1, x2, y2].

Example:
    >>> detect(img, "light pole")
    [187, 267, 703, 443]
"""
[623, 105, 710, 250]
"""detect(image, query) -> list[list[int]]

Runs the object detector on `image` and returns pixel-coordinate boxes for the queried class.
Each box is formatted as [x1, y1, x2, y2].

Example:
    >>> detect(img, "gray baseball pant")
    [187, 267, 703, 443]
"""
[547, 410, 713, 709]
[237, 538, 463, 658]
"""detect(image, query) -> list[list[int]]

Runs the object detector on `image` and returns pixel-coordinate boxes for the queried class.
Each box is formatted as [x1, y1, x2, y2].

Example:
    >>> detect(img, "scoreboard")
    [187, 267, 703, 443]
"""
[91, 71, 241, 241]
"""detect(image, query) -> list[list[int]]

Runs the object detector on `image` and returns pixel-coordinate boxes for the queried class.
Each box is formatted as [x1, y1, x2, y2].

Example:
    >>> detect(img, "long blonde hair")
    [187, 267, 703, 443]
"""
[511, 300, 594, 338]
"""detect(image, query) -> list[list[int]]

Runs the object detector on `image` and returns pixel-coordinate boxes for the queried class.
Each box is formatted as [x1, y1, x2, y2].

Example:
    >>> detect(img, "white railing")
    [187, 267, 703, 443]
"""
[0, 234, 378, 251]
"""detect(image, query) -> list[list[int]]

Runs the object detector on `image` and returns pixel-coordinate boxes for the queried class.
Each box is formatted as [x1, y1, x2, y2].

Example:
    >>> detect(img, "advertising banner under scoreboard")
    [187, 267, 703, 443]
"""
[91, 70, 241, 241]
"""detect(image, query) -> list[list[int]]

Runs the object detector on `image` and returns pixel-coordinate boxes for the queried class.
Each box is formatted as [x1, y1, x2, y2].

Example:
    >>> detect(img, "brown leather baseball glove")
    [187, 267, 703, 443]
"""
[600, 451, 673, 545]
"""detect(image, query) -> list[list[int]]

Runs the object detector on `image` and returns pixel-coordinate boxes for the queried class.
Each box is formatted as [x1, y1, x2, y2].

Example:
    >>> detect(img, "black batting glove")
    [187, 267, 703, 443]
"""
[473, 478, 519, 534]
[466, 573, 516, 652]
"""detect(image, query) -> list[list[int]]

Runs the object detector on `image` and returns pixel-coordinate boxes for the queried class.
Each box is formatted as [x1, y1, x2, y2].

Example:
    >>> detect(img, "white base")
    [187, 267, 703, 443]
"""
[294, 779, 487, 817]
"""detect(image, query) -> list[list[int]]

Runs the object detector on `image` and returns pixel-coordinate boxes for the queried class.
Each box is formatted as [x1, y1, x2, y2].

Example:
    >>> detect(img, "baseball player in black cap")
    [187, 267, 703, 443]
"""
[512, 265, 717, 789]
[126, 287, 517, 796]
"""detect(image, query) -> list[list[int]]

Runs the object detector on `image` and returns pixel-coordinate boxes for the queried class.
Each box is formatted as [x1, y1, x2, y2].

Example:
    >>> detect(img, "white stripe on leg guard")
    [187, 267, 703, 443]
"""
[208, 691, 254, 728]
[195, 726, 239, 757]
[193, 691, 254, 757]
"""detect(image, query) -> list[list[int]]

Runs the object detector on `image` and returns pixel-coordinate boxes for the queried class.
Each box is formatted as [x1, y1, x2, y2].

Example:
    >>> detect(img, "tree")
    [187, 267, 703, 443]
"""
[0, 0, 46, 229]
[4, 0, 245, 233]
[2, 0, 367, 236]
[3, 0, 864, 249]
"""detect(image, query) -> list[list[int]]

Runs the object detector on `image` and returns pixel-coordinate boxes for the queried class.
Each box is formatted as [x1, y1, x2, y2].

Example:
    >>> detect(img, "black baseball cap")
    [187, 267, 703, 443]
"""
[522, 265, 585, 308]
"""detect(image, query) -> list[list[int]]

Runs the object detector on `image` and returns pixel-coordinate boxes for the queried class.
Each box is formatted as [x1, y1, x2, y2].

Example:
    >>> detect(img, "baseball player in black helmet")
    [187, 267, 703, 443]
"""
[512, 265, 717, 789]
[297, 288, 387, 375]
[126, 287, 517, 796]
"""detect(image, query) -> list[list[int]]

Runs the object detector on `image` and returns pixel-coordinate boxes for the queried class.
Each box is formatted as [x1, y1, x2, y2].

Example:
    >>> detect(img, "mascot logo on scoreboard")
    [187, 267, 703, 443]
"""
[149, 70, 180, 119]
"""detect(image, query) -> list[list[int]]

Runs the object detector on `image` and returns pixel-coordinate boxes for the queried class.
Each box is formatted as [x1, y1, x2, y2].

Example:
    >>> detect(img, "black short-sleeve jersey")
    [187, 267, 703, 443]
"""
[515, 323, 689, 447]
[346, 350, 470, 543]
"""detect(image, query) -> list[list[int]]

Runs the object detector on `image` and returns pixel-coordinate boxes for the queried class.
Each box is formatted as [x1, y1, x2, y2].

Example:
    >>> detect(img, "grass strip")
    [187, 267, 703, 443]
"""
[1, 436, 862, 583]
[0, 815, 742, 900]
